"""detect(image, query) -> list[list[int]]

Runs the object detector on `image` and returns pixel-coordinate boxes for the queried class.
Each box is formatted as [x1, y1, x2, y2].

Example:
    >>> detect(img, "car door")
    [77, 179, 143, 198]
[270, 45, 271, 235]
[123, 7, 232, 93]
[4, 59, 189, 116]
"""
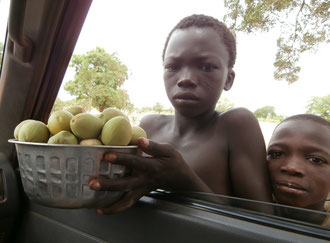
[0, 1, 329, 243]
[0, 0, 92, 242]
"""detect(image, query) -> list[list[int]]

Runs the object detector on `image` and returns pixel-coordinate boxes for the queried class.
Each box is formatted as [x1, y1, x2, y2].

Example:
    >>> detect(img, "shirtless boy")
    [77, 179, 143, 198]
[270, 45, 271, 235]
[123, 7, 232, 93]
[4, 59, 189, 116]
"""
[89, 14, 272, 214]
[267, 114, 330, 211]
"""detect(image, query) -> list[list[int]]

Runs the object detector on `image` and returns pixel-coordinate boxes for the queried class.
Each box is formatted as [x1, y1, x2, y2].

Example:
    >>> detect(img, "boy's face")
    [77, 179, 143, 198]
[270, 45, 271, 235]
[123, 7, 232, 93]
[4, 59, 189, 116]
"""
[267, 120, 330, 210]
[163, 27, 235, 117]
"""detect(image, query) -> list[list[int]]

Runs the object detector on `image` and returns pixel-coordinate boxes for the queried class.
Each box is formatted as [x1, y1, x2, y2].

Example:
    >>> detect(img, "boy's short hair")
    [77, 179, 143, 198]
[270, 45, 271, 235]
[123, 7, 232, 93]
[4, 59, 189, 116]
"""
[162, 14, 237, 69]
[276, 114, 330, 129]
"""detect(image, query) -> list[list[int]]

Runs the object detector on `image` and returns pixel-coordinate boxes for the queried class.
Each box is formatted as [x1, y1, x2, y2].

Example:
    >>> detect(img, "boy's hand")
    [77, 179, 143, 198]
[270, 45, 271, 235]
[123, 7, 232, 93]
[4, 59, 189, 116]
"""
[88, 137, 202, 214]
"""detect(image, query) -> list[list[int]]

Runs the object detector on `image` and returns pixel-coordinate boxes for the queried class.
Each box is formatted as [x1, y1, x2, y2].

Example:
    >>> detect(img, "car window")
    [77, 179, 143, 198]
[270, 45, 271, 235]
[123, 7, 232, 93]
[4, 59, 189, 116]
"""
[0, 0, 10, 71]
[50, 0, 330, 229]
[4, 0, 328, 233]
[150, 190, 330, 232]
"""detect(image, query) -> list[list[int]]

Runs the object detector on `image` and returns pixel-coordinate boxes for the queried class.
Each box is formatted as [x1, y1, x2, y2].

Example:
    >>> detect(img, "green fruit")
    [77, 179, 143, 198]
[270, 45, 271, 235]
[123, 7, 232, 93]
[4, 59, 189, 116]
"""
[18, 120, 50, 143]
[14, 119, 35, 140]
[80, 138, 103, 146]
[129, 126, 147, 145]
[101, 116, 132, 146]
[47, 131, 78, 144]
[70, 113, 103, 139]
[66, 106, 85, 116]
[99, 108, 128, 125]
[94, 113, 102, 119]
[47, 110, 74, 135]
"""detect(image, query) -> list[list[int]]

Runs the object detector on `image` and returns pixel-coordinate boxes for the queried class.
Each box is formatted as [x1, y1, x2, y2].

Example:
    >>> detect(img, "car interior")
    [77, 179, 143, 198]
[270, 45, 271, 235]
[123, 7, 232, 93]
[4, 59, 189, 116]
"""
[0, 0, 329, 242]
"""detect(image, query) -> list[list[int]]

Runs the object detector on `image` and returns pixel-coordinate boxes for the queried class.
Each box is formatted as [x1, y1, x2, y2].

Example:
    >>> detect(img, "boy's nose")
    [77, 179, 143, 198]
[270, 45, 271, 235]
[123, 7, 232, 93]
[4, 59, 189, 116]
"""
[177, 78, 197, 88]
[177, 68, 197, 88]
[280, 157, 305, 177]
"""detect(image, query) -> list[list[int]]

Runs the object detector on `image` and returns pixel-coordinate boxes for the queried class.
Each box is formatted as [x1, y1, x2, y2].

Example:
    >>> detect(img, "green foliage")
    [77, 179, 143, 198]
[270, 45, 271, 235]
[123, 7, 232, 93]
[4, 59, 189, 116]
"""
[64, 47, 130, 112]
[52, 98, 66, 112]
[215, 97, 235, 111]
[139, 104, 173, 114]
[254, 105, 277, 119]
[305, 94, 330, 120]
[153, 102, 164, 113]
[51, 98, 89, 113]
[224, 0, 330, 83]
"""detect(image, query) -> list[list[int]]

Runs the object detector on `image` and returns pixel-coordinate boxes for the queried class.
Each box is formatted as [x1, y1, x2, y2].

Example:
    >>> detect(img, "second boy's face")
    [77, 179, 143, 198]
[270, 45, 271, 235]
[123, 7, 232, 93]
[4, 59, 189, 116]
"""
[163, 27, 234, 117]
[267, 120, 330, 210]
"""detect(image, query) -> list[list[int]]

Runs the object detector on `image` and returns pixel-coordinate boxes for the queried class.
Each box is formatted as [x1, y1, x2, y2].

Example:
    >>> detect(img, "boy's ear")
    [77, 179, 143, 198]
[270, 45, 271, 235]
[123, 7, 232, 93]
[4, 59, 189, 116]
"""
[224, 69, 235, 91]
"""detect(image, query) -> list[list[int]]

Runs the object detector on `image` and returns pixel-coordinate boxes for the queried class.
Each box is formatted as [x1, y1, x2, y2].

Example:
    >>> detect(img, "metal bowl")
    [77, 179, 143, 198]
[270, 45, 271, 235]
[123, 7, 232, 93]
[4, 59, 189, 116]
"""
[8, 139, 139, 209]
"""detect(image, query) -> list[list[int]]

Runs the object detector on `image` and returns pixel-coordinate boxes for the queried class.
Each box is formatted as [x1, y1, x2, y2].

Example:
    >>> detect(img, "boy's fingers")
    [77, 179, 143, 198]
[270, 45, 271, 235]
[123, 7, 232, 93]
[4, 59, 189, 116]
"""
[138, 137, 175, 158]
[98, 188, 148, 214]
[104, 152, 156, 171]
[89, 176, 144, 191]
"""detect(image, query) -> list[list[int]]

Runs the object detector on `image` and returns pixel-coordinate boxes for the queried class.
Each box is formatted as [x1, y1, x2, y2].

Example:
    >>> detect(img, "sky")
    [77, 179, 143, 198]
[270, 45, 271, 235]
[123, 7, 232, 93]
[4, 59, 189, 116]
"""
[1, 0, 329, 117]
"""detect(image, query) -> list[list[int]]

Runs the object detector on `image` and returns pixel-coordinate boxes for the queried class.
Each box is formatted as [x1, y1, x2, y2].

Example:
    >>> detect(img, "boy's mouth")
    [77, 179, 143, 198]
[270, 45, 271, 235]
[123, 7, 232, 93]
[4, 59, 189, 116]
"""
[275, 181, 307, 195]
[173, 92, 199, 101]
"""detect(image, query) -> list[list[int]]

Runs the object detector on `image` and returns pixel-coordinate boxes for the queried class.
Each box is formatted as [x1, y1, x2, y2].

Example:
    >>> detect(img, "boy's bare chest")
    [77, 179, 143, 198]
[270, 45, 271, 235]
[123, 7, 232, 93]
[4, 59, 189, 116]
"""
[149, 128, 230, 193]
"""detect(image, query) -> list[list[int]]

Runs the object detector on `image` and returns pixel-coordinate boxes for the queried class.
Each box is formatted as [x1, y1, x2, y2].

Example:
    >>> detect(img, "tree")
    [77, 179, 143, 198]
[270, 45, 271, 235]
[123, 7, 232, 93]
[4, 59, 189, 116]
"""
[215, 97, 235, 111]
[52, 98, 66, 113]
[153, 102, 164, 113]
[305, 94, 330, 120]
[223, 0, 330, 83]
[254, 105, 277, 119]
[64, 47, 130, 112]
[51, 98, 89, 113]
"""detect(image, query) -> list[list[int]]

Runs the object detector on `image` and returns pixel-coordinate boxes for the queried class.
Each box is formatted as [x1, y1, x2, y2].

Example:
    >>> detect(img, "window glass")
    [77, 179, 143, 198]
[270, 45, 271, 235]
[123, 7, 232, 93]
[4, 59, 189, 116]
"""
[0, 0, 10, 71]
[152, 190, 330, 231]
[56, 0, 330, 135]
[54, 0, 330, 229]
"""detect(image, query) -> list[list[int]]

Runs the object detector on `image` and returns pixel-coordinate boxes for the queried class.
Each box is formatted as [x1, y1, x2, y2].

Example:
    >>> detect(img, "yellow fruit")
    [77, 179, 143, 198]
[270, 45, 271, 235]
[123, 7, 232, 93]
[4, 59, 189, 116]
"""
[70, 113, 103, 139]
[14, 119, 35, 140]
[47, 110, 73, 135]
[129, 126, 147, 145]
[66, 106, 85, 116]
[101, 116, 132, 146]
[99, 108, 128, 125]
[80, 138, 103, 146]
[18, 120, 50, 143]
[47, 131, 78, 144]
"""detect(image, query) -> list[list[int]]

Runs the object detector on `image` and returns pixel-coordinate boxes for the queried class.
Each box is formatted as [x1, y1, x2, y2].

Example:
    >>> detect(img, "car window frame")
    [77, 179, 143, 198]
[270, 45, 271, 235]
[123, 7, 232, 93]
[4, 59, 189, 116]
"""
[0, 1, 329, 240]
[148, 190, 330, 238]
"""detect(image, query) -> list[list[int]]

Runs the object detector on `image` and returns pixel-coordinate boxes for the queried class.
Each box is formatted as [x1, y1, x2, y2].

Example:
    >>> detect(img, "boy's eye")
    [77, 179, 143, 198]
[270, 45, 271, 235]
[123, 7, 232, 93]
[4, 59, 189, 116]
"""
[200, 64, 217, 72]
[306, 156, 327, 165]
[267, 150, 283, 159]
[164, 64, 179, 72]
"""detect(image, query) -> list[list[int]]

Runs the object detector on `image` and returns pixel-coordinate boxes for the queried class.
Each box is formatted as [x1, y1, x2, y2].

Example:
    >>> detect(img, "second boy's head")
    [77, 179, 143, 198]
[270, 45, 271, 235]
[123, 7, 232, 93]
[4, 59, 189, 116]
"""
[267, 114, 330, 211]
[162, 14, 236, 117]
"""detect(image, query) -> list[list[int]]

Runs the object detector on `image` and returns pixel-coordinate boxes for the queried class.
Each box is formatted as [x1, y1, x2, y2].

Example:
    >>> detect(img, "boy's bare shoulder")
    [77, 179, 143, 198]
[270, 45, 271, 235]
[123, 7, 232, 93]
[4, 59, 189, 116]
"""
[139, 113, 173, 132]
[216, 107, 260, 131]
[218, 107, 256, 120]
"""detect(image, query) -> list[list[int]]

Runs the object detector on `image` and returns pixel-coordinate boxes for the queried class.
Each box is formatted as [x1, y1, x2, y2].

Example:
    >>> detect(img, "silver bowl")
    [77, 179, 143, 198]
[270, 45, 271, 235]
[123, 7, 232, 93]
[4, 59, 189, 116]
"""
[8, 139, 139, 209]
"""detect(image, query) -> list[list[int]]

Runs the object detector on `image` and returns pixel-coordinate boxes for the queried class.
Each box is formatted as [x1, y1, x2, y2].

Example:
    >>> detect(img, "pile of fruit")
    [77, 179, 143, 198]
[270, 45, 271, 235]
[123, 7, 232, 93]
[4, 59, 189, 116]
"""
[13, 106, 147, 146]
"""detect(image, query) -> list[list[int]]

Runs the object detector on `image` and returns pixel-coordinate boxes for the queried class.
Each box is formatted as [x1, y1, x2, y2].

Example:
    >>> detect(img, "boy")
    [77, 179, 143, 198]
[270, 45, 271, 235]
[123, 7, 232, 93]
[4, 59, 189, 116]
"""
[89, 14, 272, 214]
[267, 114, 330, 212]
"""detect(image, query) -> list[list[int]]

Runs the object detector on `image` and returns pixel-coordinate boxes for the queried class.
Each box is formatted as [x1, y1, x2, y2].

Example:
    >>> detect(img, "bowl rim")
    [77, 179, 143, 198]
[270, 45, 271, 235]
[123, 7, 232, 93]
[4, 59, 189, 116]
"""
[8, 139, 138, 149]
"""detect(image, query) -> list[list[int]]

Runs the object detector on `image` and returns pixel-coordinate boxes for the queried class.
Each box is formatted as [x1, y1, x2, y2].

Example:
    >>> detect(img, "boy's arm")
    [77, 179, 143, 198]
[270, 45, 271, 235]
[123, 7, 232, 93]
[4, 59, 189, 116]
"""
[89, 138, 213, 214]
[224, 108, 272, 202]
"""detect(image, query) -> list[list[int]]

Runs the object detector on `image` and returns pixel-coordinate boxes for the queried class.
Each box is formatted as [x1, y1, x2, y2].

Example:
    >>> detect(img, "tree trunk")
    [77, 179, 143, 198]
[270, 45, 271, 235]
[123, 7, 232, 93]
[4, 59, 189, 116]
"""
[87, 96, 92, 112]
